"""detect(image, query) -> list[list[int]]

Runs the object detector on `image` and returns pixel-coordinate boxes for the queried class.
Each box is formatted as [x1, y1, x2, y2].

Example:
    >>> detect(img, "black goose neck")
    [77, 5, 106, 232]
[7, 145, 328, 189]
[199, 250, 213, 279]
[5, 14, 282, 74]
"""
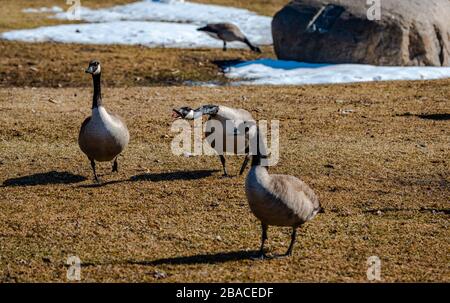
[251, 128, 268, 168]
[92, 73, 102, 109]
[199, 105, 219, 116]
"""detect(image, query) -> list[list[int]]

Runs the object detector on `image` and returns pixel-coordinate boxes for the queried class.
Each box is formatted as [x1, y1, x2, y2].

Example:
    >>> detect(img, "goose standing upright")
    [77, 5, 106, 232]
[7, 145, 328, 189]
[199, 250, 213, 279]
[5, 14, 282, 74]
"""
[78, 60, 130, 182]
[197, 23, 261, 53]
[172, 104, 255, 177]
[245, 129, 324, 259]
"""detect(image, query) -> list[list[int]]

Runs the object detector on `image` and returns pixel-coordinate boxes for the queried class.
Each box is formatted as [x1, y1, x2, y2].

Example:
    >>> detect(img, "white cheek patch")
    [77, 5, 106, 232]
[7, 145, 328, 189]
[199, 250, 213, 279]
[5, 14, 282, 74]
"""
[185, 110, 195, 120]
[93, 65, 101, 75]
[186, 110, 202, 120]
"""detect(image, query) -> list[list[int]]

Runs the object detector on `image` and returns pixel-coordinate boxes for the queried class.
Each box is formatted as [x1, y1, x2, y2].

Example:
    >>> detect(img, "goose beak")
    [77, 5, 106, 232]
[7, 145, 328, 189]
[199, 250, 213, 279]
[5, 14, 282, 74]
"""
[85, 66, 95, 74]
[172, 109, 182, 119]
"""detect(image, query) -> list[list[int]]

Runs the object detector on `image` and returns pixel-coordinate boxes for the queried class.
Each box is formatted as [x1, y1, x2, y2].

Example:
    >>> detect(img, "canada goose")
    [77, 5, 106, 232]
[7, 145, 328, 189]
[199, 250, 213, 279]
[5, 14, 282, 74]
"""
[78, 60, 130, 182]
[197, 23, 261, 53]
[172, 105, 255, 177]
[245, 129, 324, 259]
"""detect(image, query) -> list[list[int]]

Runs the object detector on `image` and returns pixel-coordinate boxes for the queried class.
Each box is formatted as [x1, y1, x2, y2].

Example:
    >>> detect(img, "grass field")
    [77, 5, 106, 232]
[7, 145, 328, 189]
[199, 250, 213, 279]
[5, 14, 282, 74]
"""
[0, 0, 449, 282]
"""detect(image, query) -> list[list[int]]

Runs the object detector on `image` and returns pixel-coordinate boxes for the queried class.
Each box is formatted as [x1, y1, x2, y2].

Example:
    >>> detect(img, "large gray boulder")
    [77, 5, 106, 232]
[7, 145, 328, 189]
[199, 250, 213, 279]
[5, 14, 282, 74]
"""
[272, 0, 450, 66]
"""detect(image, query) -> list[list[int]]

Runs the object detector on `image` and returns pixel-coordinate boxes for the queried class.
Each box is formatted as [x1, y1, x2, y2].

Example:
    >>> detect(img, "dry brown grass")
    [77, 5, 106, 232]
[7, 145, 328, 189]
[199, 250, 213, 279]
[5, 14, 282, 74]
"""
[0, 81, 449, 282]
[0, 41, 272, 87]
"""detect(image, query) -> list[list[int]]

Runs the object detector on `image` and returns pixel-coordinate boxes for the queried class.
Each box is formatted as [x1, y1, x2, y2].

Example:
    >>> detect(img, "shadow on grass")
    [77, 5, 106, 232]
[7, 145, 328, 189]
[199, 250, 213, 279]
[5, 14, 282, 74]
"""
[77, 179, 126, 188]
[213, 59, 246, 71]
[417, 113, 450, 121]
[130, 170, 219, 182]
[396, 112, 450, 121]
[80, 250, 259, 267]
[2, 171, 87, 187]
[137, 250, 258, 265]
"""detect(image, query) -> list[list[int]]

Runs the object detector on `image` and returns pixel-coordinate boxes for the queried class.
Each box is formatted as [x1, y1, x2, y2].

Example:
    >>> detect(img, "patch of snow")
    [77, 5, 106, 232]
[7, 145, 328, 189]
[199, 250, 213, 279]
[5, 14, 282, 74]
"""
[224, 59, 450, 85]
[52, 0, 271, 44]
[22, 6, 64, 13]
[153, 0, 185, 3]
[7, 1, 271, 48]
[1, 21, 257, 49]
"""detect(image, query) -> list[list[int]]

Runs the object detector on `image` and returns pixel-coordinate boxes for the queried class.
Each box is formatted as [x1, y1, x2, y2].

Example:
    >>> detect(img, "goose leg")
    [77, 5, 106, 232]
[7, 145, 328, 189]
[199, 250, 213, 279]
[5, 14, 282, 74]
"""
[239, 154, 251, 175]
[274, 227, 297, 258]
[219, 155, 229, 177]
[112, 157, 118, 173]
[285, 227, 297, 257]
[223, 41, 227, 51]
[90, 159, 100, 183]
[253, 223, 270, 260]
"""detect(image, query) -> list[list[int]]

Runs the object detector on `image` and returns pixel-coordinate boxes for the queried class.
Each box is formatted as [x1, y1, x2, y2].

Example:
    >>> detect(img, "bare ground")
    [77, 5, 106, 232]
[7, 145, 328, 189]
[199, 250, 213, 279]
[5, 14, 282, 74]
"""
[0, 81, 449, 282]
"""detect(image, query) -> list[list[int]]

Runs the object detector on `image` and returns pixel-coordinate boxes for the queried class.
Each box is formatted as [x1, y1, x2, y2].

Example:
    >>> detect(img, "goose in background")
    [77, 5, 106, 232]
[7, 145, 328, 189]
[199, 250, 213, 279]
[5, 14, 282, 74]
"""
[197, 23, 262, 53]
[172, 104, 255, 177]
[245, 128, 324, 259]
[78, 60, 130, 183]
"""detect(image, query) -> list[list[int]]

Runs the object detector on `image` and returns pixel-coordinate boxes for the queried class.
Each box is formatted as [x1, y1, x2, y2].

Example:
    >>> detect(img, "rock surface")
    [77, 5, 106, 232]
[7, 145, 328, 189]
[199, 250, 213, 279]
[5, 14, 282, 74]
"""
[272, 0, 450, 66]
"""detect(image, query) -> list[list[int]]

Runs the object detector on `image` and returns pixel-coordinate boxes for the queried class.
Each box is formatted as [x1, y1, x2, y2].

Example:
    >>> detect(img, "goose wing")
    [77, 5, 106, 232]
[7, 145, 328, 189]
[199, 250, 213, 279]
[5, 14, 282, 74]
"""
[78, 116, 92, 141]
[109, 112, 129, 131]
[270, 175, 320, 219]
[108, 111, 130, 144]
[198, 23, 238, 34]
[216, 107, 254, 137]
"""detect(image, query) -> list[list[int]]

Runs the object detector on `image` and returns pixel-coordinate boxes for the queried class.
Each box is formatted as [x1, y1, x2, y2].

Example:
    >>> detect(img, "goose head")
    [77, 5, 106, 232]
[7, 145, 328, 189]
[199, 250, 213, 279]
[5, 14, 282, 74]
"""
[85, 60, 101, 75]
[172, 107, 202, 120]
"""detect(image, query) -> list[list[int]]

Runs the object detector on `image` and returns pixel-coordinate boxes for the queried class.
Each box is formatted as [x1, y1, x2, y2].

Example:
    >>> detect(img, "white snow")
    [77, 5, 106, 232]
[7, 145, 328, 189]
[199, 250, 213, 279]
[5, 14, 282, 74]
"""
[1, 21, 233, 48]
[224, 59, 450, 85]
[3, 0, 271, 48]
[22, 6, 64, 13]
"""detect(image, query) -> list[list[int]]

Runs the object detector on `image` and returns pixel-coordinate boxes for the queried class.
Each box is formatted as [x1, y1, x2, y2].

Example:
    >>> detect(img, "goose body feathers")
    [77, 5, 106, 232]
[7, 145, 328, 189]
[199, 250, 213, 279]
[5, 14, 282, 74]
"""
[197, 23, 261, 53]
[79, 106, 129, 162]
[246, 166, 321, 227]
[198, 23, 246, 42]
[205, 105, 254, 155]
